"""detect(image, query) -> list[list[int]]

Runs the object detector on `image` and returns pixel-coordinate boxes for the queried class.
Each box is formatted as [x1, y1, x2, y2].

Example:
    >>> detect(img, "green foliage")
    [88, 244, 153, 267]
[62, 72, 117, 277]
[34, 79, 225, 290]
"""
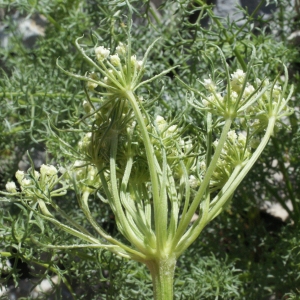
[1, 0, 300, 299]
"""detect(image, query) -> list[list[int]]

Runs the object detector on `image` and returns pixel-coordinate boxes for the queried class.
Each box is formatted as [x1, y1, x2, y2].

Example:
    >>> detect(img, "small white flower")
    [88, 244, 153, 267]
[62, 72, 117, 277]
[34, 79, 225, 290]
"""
[131, 55, 136, 64]
[110, 54, 121, 66]
[155, 115, 165, 124]
[95, 46, 110, 61]
[34, 171, 40, 180]
[213, 139, 219, 148]
[155, 115, 167, 132]
[227, 130, 237, 142]
[74, 160, 85, 168]
[87, 81, 98, 90]
[40, 164, 58, 176]
[238, 133, 246, 145]
[15, 170, 25, 184]
[230, 91, 239, 102]
[130, 55, 141, 69]
[243, 84, 255, 98]
[231, 69, 245, 92]
[273, 84, 282, 100]
[59, 166, 66, 174]
[203, 78, 216, 92]
[231, 69, 245, 83]
[116, 42, 126, 56]
[202, 99, 209, 107]
[215, 93, 224, 103]
[136, 60, 143, 69]
[255, 78, 261, 86]
[189, 175, 200, 189]
[179, 138, 185, 147]
[5, 181, 17, 193]
[200, 161, 206, 171]
[22, 178, 32, 186]
[167, 125, 177, 134]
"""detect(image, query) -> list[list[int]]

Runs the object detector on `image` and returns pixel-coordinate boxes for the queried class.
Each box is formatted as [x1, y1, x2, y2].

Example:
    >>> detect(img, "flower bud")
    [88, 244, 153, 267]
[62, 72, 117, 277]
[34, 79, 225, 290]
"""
[189, 175, 200, 189]
[227, 130, 237, 142]
[136, 60, 143, 70]
[110, 54, 121, 66]
[167, 125, 177, 134]
[203, 78, 216, 92]
[83, 100, 92, 114]
[116, 42, 126, 56]
[34, 171, 40, 180]
[22, 178, 32, 186]
[95, 46, 110, 61]
[87, 81, 98, 90]
[15, 170, 25, 184]
[40, 164, 58, 177]
[230, 69, 245, 92]
[6, 181, 17, 193]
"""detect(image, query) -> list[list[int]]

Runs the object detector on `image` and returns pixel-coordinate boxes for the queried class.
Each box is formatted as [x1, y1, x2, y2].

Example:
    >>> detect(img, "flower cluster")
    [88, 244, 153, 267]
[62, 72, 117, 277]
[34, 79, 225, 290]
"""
[201, 69, 250, 117]
[200, 69, 292, 124]
[72, 161, 100, 193]
[86, 41, 144, 94]
[5, 164, 67, 201]
[210, 130, 251, 191]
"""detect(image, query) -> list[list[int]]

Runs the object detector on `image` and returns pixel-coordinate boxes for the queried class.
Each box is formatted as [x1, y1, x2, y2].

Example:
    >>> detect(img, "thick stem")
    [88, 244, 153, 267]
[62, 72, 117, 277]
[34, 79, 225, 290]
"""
[146, 256, 177, 300]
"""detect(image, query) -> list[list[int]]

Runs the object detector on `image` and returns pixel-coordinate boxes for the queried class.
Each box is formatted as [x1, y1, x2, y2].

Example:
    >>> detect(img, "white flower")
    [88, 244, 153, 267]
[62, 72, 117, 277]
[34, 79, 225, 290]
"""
[167, 125, 177, 134]
[79, 132, 92, 150]
[231, 69, 245, 83]
[87, 81, 98, 90]
[238, 133, 246, 145]
[202, 99, 209, 107]
[74, 160, 85, 168]
[243, 84, 255, 98]
[200, 161, 206, 171]
[155, 116, 167, 132]
[110, 54, 121, 66]
[95, 46, 110, 61]
[6, 181, 17, 193]
[116, 42, 126, 56]
[33, 171, 40, 180]
[130, 55, 141, 69]
[213, 139, 219, 148]
[40, 164, 58, 176]
[22, 178, 32, 186]
[230, 91, 239, 102]
[131, 55, 136, 64]
[59, 166, 67, 174]
[15, 170, 24, 184]
[136, 60, 143, 69]
[203, 78, 216, 92]
[227, 130, 237, 142]
[189, 175, 200, 189]
[230, 69, 245, 92]
[273, 84, 282, 100]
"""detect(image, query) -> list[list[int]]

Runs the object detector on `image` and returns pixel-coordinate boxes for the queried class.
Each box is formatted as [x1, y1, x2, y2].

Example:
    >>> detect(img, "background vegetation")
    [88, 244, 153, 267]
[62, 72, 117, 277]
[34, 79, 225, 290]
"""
[0, 0, 299, 299]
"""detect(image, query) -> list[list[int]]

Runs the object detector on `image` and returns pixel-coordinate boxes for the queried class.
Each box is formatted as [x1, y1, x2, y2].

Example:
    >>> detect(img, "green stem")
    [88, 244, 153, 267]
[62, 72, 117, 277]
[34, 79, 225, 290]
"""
[172, 118, 232, 249]
[145, 256, 176, 300]
[124, 90, 165, 252]
[207, 116, 277, 221]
